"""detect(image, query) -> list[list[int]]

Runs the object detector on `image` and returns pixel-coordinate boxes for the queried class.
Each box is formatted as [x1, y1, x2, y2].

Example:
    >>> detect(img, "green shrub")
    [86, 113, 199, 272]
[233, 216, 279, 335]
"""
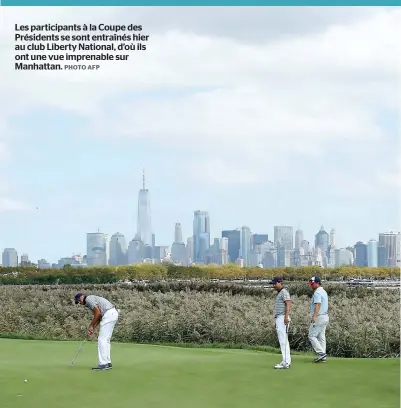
[0, 264, 399, 285]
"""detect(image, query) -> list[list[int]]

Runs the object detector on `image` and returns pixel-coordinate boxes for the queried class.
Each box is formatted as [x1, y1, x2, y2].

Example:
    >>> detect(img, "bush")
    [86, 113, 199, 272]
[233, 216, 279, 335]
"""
[0, 284, 399, 358]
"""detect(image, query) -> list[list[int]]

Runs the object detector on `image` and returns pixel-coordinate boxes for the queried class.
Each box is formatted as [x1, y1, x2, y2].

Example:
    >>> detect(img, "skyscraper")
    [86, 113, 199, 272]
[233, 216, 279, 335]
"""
[174, 223, 183, 243]
[354, 241, 368, 266]
[301, 240, 311, 254]
[128, 234, 144, 264]
[186, 236, 194, 264]
[294, 229, 303, 265]
[329, 229, 336, 248]
[335, 248, 354, 266]
[222, 229, 241, 263]
[378, 245, 387, 266]
[20, 253, 29, 266]
[193, 211, 210, 263]
[379, 231, 401, 267]
[86, 232, 108, 265]
[137, 170, 152, 246]
[171, 222, 186, 264]
[2, 248, 18, 267]
[294, 229, 303, 249]
[109, 232, 128, 266]
[367, 239, 378, 267]
[274, 226, 294, 250]
[240, 226, 251, 266]
[315, 226, 329, 266]
[252, 234, 269, 248]
[220, 237, 229, 265]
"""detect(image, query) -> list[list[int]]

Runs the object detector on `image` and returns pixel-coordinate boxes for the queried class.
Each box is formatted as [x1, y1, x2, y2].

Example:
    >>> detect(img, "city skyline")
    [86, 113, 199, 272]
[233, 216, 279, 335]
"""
[2, 222, 399, 268]
[0, 169, 399, 264]
[0, 7, 399, 263]
[1, 173, 399, 266]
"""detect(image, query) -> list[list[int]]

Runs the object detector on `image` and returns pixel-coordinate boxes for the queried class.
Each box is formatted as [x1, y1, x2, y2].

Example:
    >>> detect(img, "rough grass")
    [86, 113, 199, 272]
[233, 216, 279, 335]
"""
[0, 284, 399, 358]
[1, 339, 399, 408]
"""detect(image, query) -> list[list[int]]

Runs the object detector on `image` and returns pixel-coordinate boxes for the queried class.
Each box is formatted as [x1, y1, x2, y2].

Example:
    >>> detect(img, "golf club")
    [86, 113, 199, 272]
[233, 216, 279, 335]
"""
[68, 339, 87, 367]
[284, 323, 289, 366]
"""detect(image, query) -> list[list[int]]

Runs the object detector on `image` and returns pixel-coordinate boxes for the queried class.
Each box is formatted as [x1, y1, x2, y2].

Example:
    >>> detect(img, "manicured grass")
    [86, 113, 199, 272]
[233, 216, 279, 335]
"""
[1, 339, 399, 408]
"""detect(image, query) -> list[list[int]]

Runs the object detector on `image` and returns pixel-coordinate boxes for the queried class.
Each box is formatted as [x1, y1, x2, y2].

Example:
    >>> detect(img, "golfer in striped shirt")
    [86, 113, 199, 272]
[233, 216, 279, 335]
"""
[75, 293, 119, 371]
[270, 277, 292, 369]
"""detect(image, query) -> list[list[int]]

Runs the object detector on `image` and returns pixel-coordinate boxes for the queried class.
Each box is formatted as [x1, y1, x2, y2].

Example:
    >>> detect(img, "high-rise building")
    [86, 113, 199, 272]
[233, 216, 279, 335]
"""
[171, 222, 186, 264]
[301, 240, 311, 254]
[219, 237, 229, 265]
[354, 241, 368, 267]
[20, 253, 30, 266]
[137, 170, 152, 246]
[327, 246, 336, 267]
[330, 229, 336, 248]
[128, 234, 144, 264]
[262, 247, 277, 268]
[58, 255, 83, 268]
[2, 248, 18, 267]
[193, 210, 210, 263]
[171, 242, 187, 265]
[109, 232, 128, 266]
[252, 234, 269, 248]
[367, 239, 378, 267]
[240, 226, 251, 266]
[222, 229, 241, 263]
[174, 223, 183, 243]
[153, 245, 168, 262]
[277, 246, 293, 267]
[335, 248, 354, 266]
[186, 236, 194, 264]
[294, 229, 303, 250]
[274, 226, 294, 250]
[378, 245, 387, 267]
[315, 226, 330, 267]
[379, 231, 401, 267]
[86, 232, 108, 265]
[220, 237, 228, 251]
[38, 259, 51, 269]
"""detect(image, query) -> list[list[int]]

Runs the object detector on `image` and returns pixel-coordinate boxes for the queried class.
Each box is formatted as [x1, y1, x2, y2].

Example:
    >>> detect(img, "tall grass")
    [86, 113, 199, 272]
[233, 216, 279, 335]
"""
[0, 284, 399, 358]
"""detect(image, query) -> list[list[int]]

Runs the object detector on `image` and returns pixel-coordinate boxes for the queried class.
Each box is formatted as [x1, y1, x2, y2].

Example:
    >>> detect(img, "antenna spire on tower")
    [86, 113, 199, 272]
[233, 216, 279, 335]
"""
[142, 168, 145, 190]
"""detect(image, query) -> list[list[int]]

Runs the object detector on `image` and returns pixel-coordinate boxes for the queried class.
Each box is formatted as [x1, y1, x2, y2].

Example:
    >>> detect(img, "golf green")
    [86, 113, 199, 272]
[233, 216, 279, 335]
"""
[1, 339, 399, 408]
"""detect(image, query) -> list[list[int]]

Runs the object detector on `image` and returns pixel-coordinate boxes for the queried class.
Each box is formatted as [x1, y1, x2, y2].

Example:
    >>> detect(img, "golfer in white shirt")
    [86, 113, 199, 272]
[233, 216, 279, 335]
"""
[307, 276, 329, 363]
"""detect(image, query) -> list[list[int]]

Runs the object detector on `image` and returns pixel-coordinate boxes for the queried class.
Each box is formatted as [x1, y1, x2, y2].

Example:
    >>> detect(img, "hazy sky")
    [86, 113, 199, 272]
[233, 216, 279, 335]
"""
[0, 6, 399, 263]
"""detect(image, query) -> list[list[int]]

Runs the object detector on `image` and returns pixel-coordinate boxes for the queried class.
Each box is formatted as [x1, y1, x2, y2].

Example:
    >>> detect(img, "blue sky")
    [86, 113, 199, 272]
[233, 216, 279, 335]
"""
[0, 6, 399, 263]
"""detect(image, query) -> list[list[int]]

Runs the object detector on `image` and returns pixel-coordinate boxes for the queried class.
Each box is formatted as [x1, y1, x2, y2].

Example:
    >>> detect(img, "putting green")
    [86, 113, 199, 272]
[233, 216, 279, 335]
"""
[1, 339, 399, 408]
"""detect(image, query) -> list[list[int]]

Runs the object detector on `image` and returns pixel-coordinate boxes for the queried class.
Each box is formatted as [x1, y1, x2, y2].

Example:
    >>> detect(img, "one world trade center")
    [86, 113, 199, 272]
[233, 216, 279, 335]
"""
[137, 170, 152, 246]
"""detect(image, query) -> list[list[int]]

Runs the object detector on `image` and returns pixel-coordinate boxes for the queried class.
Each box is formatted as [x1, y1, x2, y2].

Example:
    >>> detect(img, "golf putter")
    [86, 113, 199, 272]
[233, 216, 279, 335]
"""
[68, 339, 87, 367]
[284, 323, 289, 365]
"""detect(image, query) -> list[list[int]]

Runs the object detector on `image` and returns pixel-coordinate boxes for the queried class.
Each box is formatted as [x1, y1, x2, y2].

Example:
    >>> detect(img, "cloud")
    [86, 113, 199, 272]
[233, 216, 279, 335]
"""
[0, 7, 399, 192]
[376, 166, 401, 188]
[0, 142, 9, 163]
[188, 157, 263, 185]
[0, 197, 29, 212]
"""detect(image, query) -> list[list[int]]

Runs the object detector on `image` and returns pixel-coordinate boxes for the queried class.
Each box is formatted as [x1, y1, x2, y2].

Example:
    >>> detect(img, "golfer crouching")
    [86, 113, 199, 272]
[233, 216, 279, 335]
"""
[75, 293, 119, 370]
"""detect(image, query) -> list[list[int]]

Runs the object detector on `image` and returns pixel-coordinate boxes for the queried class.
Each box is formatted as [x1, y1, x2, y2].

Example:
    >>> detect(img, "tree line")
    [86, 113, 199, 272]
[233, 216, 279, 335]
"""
[0, 264, 398, 285]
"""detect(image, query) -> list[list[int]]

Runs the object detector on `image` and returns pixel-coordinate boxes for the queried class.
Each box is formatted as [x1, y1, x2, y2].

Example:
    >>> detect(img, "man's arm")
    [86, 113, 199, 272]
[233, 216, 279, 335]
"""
[311, 292, 322, 323]
[88, 306, 102, 336]
[282, 289, 292, 324]
[284, 300, 291, 324]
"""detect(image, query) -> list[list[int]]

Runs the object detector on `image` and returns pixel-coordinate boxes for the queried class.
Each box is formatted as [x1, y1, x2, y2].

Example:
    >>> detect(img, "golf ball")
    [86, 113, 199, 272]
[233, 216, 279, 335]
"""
[24, 380, 27, 383]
